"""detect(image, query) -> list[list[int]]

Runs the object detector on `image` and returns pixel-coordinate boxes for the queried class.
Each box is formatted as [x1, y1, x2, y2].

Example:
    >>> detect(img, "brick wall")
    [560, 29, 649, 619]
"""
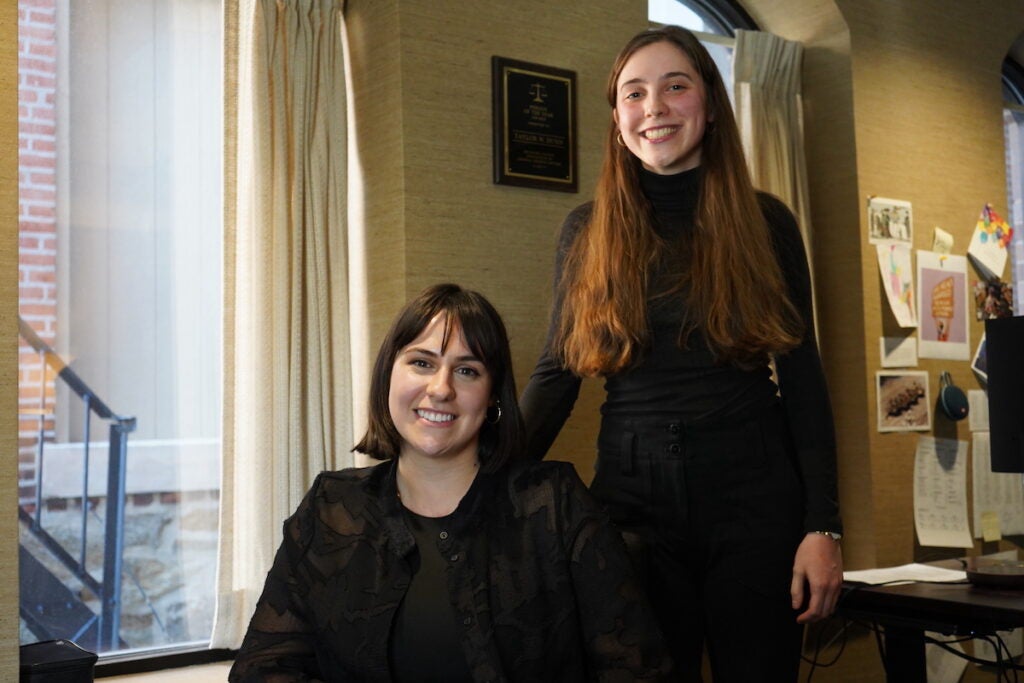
[18, 0, 58, 506]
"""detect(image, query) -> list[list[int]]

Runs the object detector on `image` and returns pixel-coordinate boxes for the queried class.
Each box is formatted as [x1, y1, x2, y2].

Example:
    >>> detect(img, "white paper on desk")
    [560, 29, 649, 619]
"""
[843, 563, 967, 585]
[968, 390, 989, 432]
[926, 633, 968, 683]
[971, 432, 1024, 538]
[915, 436, 974, 548]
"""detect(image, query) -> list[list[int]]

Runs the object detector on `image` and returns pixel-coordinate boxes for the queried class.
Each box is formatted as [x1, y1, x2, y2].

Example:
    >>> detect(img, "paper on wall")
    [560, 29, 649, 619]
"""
[917, 251, 970, 360]
[914, 436, 973, 548]
[967, 203, 1013, 281]
[972, 335, 988, 384]
[877, 243, 917, 327]
[880, 336, 918, 368]
[932, 226, 954, 254]
[968, 390, 989, 433]
[971, 431, 1024, 538]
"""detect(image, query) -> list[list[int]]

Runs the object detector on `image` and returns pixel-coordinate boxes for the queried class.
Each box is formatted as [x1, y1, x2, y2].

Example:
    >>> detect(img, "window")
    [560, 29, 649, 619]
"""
[648, 0, 754, 36]
[647, 0, 757, 102]
[1003, 49, 1024, 315]
[18, 0, 223, 658]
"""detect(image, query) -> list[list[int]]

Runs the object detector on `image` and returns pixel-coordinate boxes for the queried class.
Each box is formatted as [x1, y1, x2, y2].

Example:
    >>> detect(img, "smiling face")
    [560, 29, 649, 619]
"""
[613, 40, 710, 175]
[388, 314, 493, 466]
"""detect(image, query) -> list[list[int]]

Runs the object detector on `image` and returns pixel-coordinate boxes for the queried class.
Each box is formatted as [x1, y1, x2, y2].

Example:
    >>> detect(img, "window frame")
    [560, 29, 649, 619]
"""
[1003, 56, 1024, 106]
[1003, 54, 1024, 316]
[680, 0, 757, 36]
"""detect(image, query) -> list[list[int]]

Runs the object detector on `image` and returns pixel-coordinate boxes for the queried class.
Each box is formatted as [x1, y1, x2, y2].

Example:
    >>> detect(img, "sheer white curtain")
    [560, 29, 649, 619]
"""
[733, 30, 817, 297]
[212, 0, 351, 648]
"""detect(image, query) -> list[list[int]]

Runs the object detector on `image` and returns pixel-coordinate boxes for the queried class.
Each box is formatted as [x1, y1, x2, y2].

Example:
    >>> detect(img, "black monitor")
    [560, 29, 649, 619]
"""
[986, 316, 1024, 473]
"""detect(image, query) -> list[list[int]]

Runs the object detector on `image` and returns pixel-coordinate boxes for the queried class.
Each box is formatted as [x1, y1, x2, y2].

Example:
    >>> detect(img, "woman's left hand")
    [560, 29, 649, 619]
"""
[790, 532, 843, 623]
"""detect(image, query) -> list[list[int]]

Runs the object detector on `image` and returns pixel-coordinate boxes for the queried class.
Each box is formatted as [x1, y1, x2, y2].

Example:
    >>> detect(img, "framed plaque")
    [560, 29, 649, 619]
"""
[492, 56, 577, 193]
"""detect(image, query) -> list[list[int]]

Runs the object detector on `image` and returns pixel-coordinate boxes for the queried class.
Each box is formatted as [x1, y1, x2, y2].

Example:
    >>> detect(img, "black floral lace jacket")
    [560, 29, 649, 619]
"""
[229, 458, 676, 682]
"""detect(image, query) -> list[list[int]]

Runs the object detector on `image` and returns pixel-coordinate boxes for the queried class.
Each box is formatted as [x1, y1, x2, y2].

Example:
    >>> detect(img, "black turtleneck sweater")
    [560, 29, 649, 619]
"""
[519, 167, 841, 534]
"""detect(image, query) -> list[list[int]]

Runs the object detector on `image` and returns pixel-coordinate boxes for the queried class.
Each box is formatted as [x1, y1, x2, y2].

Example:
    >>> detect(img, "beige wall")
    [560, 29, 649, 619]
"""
[2, 0, 19, 678]
[745, 0, 1024, 574]
[345, 0, 651, 475]
[750, 2, 1024, 679]
[840, 0, 1024, 568]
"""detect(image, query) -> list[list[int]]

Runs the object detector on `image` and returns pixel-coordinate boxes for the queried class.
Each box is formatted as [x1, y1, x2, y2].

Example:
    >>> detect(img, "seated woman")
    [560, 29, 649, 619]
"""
[229, 283, 675, 682]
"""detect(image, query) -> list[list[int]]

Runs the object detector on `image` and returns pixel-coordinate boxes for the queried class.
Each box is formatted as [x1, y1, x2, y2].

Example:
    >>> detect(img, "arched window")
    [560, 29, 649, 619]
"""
[648, 0, 755, 36]
[1003, 42, 1024, 314]
[647, 0, 757, 102]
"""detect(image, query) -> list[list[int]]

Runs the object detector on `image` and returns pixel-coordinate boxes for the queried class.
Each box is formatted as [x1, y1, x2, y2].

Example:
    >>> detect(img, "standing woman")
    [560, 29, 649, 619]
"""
[520, 26, 842, 681]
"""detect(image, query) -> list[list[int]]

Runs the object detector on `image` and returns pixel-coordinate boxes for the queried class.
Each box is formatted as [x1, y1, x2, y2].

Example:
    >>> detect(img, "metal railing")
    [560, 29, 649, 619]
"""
[18, 317, 136, 652]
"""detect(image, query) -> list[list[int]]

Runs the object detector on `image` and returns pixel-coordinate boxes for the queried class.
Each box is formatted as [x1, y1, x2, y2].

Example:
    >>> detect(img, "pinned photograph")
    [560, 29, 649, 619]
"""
[868, 196, 913, 245]
[972, 278, 1013, 321]
[877, 370, 932, 432]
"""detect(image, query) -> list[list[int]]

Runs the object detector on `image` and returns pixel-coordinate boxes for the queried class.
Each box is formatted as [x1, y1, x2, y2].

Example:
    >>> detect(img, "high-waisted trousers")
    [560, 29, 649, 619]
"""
[590, 404, 805, 682]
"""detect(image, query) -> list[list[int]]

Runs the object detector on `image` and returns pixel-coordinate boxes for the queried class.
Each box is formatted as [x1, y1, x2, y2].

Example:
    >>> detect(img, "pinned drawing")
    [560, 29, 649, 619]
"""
[877, 242, 916, 327]
[967, 203, 1013, 282]
[917, 251, 970, 360]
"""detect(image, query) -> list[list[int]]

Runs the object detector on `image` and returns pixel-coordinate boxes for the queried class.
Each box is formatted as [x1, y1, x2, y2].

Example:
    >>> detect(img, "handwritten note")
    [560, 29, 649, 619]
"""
[914, 436, 973, 548]
[968, 390, 989, 433]
[971, 431, 1024, 538]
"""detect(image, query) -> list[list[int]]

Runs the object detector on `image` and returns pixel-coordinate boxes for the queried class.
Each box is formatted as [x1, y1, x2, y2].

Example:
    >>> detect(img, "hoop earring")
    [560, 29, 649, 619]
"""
[616, 133, 625, 147]
[486, 400, 502, 425]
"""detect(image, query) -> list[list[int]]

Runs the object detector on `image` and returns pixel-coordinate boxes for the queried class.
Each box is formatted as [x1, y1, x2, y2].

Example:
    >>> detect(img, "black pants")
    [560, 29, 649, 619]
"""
[590, 406, 805, 682]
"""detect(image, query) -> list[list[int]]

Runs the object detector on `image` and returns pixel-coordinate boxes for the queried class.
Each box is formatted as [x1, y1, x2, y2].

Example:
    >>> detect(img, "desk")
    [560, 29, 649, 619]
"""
[839, 569, 1024, 682]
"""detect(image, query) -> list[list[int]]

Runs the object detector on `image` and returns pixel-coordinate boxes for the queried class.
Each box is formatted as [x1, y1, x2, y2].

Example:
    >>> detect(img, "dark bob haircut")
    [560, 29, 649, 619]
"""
[353, 283, 525, 473]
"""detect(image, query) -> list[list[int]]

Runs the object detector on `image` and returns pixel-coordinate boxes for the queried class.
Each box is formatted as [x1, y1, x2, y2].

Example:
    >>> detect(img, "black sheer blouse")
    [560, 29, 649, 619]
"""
[229, 459, 676, 682]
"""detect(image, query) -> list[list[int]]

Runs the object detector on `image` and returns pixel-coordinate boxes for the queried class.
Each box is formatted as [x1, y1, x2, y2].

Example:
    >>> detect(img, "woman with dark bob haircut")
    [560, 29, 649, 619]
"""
[355, 282, 524, 473]
[230, 283, 676, 682]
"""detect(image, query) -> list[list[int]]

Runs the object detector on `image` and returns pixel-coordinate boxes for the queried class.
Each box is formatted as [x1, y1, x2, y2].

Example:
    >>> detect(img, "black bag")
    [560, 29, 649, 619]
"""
[19, 640, 97, 683]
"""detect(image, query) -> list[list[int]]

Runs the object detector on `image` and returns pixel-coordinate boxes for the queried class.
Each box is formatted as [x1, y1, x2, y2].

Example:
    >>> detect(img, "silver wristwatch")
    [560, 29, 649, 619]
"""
[811, 530, 842, 541]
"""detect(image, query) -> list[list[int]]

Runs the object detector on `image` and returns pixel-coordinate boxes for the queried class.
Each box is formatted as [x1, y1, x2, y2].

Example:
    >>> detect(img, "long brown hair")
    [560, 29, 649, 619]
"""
[556, 26, 802, 375]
